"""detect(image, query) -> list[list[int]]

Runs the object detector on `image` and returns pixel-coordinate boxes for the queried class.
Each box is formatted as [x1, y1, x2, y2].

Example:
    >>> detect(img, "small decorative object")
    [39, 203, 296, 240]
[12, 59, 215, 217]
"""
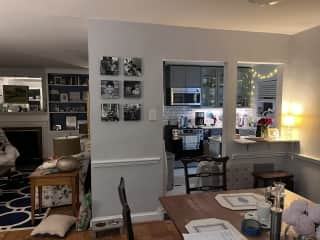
[60, 93, 69, 102]
[69, 92, 81, 101]
[101, 103, 120, 122]
[124, 57, 142, 76]
[268, 128, 280, 139]
[124, 81, 142, 98]
[53, 136, 81, 172]
[101, 80, 120, 99]
[124, 104, 141, 121]
[256, 110, 273, 138]
[100, 56, 119, 75]
[55, 125, 62, 131]
[283, 199, 320, 239]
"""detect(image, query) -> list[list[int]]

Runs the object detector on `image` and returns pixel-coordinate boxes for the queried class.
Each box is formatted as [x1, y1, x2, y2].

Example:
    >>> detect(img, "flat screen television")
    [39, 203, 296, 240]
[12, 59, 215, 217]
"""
[3, 85, 29, 103]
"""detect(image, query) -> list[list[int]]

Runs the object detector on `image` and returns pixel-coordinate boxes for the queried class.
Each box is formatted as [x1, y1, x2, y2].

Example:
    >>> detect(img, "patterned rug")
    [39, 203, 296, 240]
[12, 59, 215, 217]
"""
[0, 171, 50, 231]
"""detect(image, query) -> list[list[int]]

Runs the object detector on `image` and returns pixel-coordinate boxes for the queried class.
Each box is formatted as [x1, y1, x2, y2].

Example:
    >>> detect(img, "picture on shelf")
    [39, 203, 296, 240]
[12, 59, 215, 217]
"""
[66, 116, 77, 130]
[100, 56, 119, 75]
[69, 92, 81, 101]
[124, 104, 141, 121]
[60, 93, 69, 102]
[124, 81, 142, 98]
[55, 125, 62, 131]
[101, 80, 120, 99]
[124, 57, 142, 76]
[101, 103, 120, 122]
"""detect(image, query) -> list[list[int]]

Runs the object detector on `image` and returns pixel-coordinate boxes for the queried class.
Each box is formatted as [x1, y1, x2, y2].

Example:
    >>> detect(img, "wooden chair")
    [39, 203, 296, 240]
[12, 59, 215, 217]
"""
[182, 155, 229, 194]
[252, 170, 294, 191]
[117, 177, 181, 240]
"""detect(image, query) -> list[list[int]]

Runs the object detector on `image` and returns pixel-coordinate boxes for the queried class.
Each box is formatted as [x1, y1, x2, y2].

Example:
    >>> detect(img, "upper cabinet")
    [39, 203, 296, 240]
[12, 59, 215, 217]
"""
[169, 65, 201, 88]
[201, 66, 224, 107]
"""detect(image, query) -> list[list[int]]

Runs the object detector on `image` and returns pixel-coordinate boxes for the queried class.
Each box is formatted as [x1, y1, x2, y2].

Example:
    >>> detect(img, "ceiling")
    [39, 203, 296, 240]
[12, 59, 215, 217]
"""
[0, 0, 319, 68]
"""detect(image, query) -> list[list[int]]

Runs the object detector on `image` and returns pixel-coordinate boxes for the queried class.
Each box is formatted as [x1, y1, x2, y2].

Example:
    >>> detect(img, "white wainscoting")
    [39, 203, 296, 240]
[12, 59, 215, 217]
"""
[91, 156, 163, 225]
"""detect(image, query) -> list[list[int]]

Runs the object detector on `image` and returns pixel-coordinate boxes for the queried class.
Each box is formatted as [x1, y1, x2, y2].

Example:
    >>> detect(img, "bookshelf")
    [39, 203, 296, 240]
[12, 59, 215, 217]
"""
[48, 73, 89, 131]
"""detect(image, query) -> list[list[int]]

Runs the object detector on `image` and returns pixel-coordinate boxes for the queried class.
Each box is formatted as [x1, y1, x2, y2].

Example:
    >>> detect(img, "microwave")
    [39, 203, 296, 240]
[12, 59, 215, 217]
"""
[170, 88, 201, 106]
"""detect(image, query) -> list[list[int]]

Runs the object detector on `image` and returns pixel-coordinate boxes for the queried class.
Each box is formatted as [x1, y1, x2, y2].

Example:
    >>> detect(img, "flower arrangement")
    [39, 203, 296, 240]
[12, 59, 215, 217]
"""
[256, 110, 273, 137]
[283, 199, 320, 238]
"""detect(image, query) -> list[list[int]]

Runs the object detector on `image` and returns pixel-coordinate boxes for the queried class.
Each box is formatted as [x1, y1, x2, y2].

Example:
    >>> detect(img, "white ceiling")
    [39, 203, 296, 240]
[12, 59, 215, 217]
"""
[0, 0, 319, 68]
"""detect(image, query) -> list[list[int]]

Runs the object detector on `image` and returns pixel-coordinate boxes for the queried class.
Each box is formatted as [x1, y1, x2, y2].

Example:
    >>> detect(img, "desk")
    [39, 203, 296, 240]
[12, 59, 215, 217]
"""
[29, 170, 79, 225]
[160, 189, 310, 239]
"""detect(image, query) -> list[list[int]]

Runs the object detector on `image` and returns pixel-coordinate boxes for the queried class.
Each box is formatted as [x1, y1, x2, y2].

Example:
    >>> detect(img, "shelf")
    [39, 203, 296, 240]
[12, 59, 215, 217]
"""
[49, 101, 87, 103]
[49, 112, 86, 114]
[48, 84, 88, 87]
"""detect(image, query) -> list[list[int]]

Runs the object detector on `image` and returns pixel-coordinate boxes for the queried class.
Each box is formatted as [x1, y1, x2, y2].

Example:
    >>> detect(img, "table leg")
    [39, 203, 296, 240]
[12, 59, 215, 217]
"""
[71, 178, 78, 216]
[31, 182, 35, 225]
[38, 185, 42, 212]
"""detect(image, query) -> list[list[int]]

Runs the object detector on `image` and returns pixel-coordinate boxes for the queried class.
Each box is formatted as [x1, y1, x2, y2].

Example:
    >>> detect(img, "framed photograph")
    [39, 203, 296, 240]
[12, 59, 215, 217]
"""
[60, 93, 69, 102]
[124, 57, 142, 76]
[55, 125, 62, 131]
[123, 104, 141, 121]
[101, 80, 120, 99]
[124, 81, 142, 98]
[100, 56, 120, 75]
[101, 103, 120, 122]
[66, 116, 77, 130]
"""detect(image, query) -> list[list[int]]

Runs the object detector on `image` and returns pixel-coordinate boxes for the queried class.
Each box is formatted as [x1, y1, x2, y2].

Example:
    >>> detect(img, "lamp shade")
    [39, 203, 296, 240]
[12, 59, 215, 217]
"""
[53, 136, 81, 157]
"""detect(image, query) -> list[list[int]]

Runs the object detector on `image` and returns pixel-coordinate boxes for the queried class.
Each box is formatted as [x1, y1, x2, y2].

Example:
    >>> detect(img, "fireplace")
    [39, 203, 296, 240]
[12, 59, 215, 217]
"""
[3, 127, 42, 171]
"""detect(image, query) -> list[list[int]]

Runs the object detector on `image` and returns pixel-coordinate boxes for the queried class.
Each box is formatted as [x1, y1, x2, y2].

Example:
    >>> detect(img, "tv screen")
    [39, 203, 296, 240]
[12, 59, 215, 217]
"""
[3, 85, 29, 103]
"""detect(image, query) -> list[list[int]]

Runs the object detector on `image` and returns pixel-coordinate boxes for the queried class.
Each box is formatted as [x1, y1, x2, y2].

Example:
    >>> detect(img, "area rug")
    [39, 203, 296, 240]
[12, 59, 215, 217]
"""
[0, 171, 50, 231]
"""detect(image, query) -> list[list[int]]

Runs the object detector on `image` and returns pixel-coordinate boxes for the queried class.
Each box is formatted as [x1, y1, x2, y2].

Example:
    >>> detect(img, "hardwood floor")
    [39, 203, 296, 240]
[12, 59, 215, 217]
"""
[0, 206, 181, 240]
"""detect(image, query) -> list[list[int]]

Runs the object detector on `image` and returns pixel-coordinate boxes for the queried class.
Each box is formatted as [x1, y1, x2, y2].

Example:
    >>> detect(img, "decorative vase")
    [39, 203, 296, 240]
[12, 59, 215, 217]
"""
[56, 157, 79, 172]
[262, 127, 269, 138]
[256, 125, 262, 137]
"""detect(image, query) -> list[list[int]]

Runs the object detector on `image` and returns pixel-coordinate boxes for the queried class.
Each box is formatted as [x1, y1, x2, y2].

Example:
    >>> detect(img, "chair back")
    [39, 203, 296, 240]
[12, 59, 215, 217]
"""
[118, 177, 134, 240]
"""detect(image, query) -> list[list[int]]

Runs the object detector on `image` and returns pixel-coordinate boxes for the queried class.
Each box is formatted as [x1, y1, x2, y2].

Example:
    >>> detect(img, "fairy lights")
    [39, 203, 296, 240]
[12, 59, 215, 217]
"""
[250, 67, 279, 80]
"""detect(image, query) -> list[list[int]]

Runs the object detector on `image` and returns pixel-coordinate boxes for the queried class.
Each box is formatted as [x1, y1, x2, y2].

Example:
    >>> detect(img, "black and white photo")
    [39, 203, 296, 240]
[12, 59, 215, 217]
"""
[123, 104, 141, 121]
[101, 80, 120, 99]
[124, 57, 142, 76]
[100, 56, 120, 75]
[124, 81, 142, 98]
[101, 103, 120, 122]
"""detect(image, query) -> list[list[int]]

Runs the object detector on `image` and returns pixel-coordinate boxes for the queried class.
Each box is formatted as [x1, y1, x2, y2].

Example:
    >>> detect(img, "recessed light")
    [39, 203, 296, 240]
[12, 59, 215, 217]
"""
[248, 0, 281, 6]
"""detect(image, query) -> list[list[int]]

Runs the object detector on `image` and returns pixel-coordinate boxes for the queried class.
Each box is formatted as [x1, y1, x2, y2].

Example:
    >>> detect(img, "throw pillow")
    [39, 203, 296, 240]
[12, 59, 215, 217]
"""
[76, 192, 92, 231]
[31, 214, 76, 238]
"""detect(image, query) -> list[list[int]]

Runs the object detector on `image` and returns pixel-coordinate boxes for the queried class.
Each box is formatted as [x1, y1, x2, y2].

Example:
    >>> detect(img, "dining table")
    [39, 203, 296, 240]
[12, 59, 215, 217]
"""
[160, 188, 311, 239]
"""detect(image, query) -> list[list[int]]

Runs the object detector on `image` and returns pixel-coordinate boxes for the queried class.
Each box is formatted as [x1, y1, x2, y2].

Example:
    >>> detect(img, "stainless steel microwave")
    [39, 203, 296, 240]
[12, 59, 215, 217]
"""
[170, 88, 201, 106]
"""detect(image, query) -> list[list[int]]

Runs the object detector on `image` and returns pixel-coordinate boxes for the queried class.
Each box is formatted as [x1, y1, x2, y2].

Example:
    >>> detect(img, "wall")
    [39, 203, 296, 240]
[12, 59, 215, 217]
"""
[283, 26, 320, 201]
[88, 20, 293, 221]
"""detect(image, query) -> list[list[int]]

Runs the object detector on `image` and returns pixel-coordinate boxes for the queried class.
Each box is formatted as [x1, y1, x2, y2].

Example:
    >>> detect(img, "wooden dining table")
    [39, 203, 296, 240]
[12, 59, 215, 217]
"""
[160, 188, 310, 239]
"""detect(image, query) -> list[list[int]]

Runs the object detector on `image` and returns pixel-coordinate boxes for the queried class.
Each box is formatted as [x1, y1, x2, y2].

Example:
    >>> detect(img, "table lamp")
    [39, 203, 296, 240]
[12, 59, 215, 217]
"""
[53, 136, 81, 172]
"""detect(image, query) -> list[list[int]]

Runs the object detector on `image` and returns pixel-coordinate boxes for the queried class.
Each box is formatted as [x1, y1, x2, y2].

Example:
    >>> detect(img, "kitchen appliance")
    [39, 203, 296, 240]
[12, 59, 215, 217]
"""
[170, 88, 201, 106]
[195, 112, 205, 126]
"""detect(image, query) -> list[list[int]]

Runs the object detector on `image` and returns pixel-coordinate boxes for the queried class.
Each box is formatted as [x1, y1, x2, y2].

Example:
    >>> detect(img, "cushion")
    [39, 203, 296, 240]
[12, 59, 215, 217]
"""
[76, 192, 92, 231]
[31, 214, 76, 238]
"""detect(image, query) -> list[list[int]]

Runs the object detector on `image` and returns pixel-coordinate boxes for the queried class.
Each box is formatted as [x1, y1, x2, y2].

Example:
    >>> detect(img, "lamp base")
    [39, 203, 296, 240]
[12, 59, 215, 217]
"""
[56, 157, 79, 172]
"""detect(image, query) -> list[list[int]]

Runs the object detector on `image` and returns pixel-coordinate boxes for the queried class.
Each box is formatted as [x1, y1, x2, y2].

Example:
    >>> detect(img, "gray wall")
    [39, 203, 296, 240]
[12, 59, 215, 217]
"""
[88, 20, 293, 221]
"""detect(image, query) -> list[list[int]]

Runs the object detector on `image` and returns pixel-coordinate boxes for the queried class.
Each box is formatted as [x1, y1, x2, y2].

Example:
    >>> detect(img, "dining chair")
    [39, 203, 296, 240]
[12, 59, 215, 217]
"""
[182, 155, 229, 194]
[117, 177, 181, 240]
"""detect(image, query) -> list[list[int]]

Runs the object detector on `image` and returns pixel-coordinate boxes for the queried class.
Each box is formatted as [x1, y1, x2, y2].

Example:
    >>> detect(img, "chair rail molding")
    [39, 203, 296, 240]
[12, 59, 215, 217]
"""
[231, 152, 289, 160]
[91, 156, 161, 168]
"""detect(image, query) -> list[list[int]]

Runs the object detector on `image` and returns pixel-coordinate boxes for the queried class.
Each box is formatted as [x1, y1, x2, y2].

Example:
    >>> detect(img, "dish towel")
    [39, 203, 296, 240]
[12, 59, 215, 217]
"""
[182, 135, 200, 150]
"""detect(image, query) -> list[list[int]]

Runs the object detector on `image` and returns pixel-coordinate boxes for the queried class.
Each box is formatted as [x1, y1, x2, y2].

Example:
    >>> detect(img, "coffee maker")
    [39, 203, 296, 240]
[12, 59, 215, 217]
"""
[195, 112, 205, 126]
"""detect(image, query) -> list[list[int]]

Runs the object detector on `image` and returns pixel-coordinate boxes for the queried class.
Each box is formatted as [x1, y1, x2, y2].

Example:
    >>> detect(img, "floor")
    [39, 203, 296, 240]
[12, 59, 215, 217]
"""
[166, 167, 197, 196]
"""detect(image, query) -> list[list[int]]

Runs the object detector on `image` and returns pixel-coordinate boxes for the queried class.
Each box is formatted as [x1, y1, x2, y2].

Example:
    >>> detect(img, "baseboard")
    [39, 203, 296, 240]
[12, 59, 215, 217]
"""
[91, 209, 164, 231]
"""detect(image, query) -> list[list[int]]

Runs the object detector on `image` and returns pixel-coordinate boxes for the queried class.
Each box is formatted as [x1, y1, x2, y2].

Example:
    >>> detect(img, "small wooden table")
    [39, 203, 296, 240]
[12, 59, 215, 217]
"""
[29, 170, 79, 225]
[252, 171, 294, 191]
[160, 189, 310, 239]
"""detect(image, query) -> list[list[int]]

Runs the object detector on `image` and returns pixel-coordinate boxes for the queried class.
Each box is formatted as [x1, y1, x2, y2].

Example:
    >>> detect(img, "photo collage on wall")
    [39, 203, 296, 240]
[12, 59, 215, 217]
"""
[100, 56, 143, 121]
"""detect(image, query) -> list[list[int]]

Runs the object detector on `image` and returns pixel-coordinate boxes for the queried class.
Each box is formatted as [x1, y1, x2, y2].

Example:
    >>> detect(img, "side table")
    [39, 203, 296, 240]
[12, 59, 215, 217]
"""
[29, 169, 79, 225]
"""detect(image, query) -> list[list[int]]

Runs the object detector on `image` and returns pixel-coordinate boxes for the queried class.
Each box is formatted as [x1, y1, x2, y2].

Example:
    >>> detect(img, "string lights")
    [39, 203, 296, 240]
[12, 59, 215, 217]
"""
[250, 67, 278, 80]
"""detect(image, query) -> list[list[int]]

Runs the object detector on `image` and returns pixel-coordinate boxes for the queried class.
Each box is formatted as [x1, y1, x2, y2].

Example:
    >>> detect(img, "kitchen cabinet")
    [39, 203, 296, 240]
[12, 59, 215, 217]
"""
[237, 67, 253, 108]
[201, 66, 224, 107]
[169, 65, 201, 88]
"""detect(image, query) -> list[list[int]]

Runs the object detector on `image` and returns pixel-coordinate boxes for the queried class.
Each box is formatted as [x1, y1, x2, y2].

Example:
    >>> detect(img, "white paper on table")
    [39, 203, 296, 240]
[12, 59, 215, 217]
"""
[183, 229, 242, 240]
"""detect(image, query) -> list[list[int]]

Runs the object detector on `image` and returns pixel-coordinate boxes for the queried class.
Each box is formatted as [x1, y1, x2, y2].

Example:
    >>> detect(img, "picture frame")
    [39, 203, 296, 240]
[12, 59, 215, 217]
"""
[66, 115, 77, 130]
[101, 80, 120, 99]
[124, 57, 142, 76]
[60, 93, 69, 102]
[124, 81, 142, 98]
[100, 56, 120, 75]
[123, 104, 141, 121]
[101, 103, 120, 122]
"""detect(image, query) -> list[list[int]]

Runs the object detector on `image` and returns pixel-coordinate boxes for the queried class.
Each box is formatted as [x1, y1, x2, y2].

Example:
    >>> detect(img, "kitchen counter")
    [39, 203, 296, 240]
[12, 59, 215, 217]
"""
[233, 136, 299, 144]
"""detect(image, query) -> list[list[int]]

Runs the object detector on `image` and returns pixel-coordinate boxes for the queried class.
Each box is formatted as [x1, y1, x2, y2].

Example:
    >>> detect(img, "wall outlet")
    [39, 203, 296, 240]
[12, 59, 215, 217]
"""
[92, 216, 123, 231]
